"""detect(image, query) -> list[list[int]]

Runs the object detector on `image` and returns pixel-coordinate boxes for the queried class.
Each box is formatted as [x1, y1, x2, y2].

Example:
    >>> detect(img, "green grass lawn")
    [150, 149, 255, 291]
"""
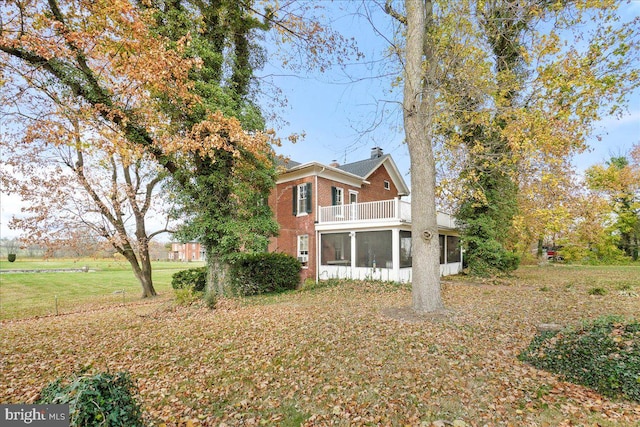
[0, 258, 204, 320]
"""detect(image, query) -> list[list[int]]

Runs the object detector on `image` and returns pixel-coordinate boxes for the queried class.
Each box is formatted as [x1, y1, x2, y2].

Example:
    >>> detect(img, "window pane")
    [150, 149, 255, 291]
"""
[298, 235, 309, 253]
[356, 231, 392, 268]
[446, 235, 461, 263]
[439, 234, 445, 264]
[400, 231, 412, 267]
[297, 184, 307, 214]
[298, 235, 309, 267]
[321, 233, 351, 266]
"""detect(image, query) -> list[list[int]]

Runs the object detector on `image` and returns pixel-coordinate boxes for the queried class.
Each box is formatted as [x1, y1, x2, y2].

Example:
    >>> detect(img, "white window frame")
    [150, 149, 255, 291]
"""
[334, 187, 344, 218]
[349, 191, 358, 220]
[297, 183, 308, 216]
[384, 180, 390, 190]
[297, 235, 309, 267]
[334, 187, 344, 205]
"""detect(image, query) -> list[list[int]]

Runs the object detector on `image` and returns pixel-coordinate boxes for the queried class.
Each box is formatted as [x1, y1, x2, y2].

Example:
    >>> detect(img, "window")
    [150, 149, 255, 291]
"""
[297, 184, 308, 214]
[439, 234, 445, 264]
[297, 235, 309, 267]
[400, 231, 412, 267]
[384, 180, 390, 190]
[321, 233, 351, 266]
[446, 235, 461, 263]
[331, 187, 344, 205]
[356, 231, 392, 268]
[293, 183, 312, 215]
[331, 186, 344, 218]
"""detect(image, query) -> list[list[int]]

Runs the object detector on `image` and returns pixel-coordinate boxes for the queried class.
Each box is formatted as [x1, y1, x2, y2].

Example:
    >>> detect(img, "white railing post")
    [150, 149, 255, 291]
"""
[394, 197, 400, 220]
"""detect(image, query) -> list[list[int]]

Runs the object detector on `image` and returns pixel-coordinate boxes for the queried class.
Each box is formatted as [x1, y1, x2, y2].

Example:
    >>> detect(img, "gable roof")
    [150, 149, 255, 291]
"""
[338, 153, 390, 178]
[277, 151, 410, 197]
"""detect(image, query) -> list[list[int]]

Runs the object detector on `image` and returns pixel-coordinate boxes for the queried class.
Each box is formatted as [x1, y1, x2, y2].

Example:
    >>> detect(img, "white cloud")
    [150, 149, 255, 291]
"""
[0, 192, 24, 239]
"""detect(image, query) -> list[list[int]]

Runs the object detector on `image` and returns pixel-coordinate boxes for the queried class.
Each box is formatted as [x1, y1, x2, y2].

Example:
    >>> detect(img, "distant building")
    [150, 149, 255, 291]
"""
[168, 242, 205, 262]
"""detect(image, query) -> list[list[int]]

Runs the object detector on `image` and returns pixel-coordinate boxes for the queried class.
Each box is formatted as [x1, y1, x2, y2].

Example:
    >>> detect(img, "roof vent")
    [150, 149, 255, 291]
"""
[329, 160, 340, 167]
[371, 147, 384, 159]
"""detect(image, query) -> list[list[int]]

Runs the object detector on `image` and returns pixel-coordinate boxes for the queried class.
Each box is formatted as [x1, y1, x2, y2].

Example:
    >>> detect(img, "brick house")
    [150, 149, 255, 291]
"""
[268, 147, 462, 282]
[168, 242, 205, 262]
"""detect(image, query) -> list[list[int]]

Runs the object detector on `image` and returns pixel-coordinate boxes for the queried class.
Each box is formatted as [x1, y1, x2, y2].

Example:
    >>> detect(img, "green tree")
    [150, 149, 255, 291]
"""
[585, 154, 640, 260]
[143, 0, 279, 296]
[428, 0, 639, 275]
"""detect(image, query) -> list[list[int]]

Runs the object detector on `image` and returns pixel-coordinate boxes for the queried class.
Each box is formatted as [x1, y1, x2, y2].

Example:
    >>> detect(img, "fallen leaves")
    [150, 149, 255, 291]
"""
[1, 266, 639, 426]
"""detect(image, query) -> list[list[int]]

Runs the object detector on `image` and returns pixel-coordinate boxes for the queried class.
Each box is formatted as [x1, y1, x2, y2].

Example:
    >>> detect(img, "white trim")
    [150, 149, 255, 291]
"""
[297, 234, 309, 268]
[277, 162, 366, 188]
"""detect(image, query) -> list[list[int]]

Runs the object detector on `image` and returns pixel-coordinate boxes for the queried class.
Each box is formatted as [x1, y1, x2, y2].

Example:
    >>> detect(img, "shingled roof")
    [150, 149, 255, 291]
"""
[276, 147, 409, 196]
[337, 153, 391, 179]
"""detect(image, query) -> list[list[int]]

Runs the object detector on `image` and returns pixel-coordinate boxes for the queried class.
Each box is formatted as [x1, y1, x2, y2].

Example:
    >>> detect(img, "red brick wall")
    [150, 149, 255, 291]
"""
[359, 166, 400, 202]
[268, 162, 404, 282]
[269, 178, 316, 282]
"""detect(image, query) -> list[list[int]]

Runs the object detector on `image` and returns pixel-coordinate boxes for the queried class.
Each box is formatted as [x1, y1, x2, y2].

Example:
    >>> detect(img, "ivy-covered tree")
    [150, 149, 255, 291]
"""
[142, 0, 279, 296]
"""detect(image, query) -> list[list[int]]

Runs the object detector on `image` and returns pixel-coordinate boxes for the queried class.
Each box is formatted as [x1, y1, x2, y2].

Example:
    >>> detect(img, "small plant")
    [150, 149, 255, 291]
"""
[174, 287, 203, 305]
[588, 286, 607, 296]
[519, 316, 640, 402]
[618, 283, 632, 291]
[37, 371, 144, 426]
[204, 288, 217, 309]
[539, 285, 550, 292]
[7, 253, 16, 262]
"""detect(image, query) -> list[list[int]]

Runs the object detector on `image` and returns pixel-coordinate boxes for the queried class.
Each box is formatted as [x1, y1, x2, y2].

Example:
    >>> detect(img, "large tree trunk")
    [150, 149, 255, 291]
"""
[122, 248, 157, 298]
[404, 0, 444, 313]
[205, 246, 230, 297]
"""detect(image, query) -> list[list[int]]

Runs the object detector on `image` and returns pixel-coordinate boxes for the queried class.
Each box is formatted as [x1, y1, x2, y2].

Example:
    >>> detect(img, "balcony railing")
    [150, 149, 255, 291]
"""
[319, 198, 411, 223]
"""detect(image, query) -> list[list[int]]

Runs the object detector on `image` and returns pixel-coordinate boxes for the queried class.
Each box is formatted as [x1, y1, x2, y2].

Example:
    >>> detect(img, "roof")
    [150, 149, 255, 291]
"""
[277, 150, 410, 196]
[275, 157, 301, 169]
[337, 154, 391, 178]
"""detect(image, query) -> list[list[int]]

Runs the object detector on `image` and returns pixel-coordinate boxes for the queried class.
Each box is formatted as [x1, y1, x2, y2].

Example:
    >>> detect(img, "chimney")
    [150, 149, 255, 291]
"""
[371, 147, 383, 159]
[329, 160, 340, 167]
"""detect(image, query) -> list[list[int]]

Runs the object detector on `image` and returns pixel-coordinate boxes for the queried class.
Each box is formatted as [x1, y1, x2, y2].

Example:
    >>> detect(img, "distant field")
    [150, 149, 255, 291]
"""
[0, 258, 204, 320]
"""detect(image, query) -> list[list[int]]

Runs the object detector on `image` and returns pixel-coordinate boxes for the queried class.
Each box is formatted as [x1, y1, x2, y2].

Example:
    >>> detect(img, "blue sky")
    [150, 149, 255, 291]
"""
[261, 1, 640, 179]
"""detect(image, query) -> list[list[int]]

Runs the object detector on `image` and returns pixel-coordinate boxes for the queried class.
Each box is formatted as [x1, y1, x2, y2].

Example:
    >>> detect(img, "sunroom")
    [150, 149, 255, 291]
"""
[315, 199, 463, 282]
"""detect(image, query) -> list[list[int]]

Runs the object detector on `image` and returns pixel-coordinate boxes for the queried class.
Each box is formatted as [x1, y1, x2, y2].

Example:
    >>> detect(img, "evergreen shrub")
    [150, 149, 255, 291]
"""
[37, 371, 144, 426]
[229, 252, 301, 296]
[519, 316, 640, 402]
[171, 267, 207, 292]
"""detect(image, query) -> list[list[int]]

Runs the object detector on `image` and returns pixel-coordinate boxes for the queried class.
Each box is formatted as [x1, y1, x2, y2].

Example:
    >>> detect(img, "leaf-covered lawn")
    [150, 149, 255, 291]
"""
[1, 265, 639, 426]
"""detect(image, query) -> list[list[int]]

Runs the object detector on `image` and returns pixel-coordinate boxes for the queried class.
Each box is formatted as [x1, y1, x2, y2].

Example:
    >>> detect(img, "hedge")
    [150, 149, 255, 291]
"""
[229, 252, 301, 296]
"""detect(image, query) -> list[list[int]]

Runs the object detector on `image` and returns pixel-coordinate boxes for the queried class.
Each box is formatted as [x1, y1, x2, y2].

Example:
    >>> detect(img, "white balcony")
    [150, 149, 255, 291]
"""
[318, 198, 411, 224]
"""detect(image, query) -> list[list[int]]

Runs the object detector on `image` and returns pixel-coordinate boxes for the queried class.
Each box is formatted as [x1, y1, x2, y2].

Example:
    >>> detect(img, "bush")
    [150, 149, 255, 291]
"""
[229, 252, 301, 296]
[37, 371, 144, 426]
[7, 253, 16, 262]
[519, 316, 640, 402]
[464, 236, 520, 277]
[171, 267, 206, 292]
